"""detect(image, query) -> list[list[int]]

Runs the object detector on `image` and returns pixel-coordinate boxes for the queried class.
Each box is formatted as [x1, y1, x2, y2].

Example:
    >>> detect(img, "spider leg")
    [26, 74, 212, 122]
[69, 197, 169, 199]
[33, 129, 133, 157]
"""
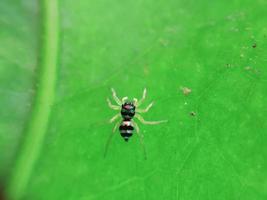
[136, 88, 147, 107]
[111, 88, 122, 105]
[133, 98, 138, 106]
[132, 120, 147, 160]
[107, 98, 120, 110]
[109, 113, 121, 123]
[136, 101, 154, 113]
[135, 113, 168, 125]
[122, 96, 128, 104]
[104, 120, 121, 157]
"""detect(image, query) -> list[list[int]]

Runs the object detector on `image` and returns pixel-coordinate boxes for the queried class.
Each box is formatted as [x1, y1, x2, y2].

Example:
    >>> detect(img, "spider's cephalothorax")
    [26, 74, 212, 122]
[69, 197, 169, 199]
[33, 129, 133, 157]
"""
[105, 88, 167, 159]
[121, 101, 135, 120]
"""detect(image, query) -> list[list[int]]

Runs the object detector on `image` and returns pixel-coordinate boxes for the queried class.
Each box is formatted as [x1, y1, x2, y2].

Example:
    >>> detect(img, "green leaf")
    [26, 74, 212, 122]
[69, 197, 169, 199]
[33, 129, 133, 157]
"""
[0, 0, 38, 184]
[2, 0, 267, 200]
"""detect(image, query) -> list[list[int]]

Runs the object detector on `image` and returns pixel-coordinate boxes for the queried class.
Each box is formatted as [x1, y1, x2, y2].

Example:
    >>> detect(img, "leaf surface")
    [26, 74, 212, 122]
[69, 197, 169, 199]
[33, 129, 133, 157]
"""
[2, 0, 267, 200]
[0, 0, 38, 182]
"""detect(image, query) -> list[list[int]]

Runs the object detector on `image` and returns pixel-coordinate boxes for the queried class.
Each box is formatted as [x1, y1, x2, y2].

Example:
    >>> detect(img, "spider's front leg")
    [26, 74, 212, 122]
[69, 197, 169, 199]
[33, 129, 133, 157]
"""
[135, 114, 167, 125]
[136, 101, 154, 113]
[136, 88, 147, 107]
[133, 98, 138, 106]
[107, 98, 120, 110]
[122, 96, 128, 104]
[111, 88, 122, 105]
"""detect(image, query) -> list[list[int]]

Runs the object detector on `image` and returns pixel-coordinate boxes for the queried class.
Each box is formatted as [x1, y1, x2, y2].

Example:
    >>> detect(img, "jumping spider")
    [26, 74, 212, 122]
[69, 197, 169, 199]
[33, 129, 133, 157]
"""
[105, 88, 167, 159]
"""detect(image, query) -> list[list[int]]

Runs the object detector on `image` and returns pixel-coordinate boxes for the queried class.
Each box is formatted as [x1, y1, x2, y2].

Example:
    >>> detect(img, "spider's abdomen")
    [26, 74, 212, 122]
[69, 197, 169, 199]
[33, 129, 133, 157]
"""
[119, 120, 134, 142]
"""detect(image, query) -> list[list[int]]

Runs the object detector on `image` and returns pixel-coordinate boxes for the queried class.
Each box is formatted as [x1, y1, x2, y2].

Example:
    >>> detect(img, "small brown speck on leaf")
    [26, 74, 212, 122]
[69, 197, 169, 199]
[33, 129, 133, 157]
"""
[190, 112, 196, 116]
[252, 43, 257, 48]
[225, 63, 232, 68]
[180, 87, 191, 96]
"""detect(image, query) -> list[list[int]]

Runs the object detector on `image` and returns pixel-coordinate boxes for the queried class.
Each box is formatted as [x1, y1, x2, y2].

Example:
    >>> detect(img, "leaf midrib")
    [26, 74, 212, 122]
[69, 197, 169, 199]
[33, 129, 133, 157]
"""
[6, 0, 59, 199]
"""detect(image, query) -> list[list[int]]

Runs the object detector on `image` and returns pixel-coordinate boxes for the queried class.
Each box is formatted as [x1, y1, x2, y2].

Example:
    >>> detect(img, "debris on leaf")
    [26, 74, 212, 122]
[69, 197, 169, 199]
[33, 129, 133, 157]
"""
[244, 66, 260, 75]
[252, 43, 257, 48]
[180, 87, 192, 96]
[190, 112, 196, 116]
[225, 63, 232, 68]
